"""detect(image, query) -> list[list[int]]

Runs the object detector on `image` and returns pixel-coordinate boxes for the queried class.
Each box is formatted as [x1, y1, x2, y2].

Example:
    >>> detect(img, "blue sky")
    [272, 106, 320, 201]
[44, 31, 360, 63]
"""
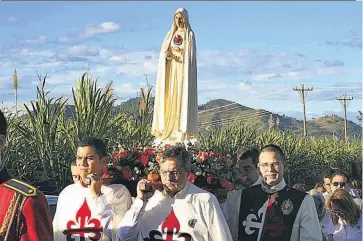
[0, 1, 362, 123]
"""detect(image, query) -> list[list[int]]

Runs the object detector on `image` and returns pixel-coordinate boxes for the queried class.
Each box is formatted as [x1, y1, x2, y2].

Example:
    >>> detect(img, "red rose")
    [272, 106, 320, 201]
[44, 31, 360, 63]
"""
[187, 173, 196, 183]
[144, 148, 155, 156]
[111, 152, 118, 161]
[199, 151, 208, 161]
[118, 150, 128, 159]
[220, 179, 234, 191]
[209, 152, 215, 158]
[164, 144, 171, 149]
[135, 147, 142, 155]
[217, 153, 223, 159]
[121, 168, 132, 181]
[102, 166, 109, 178]
[207, 175, 216, 184]
[140, 154, 149, 167]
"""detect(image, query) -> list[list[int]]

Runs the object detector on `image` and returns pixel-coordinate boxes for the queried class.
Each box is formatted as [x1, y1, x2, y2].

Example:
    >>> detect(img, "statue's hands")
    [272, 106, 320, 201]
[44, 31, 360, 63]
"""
[165, 51, 173, 60]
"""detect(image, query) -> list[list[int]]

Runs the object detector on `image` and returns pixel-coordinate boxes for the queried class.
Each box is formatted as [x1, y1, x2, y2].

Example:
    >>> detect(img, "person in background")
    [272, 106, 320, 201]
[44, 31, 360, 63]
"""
[307, 189, 329, 241]
[322, 173, 333, 202]
[351, 179, 362, 199]
[314, 183, 325, 193]
[53, 137, 132, 241]
[292, 182, 307, 192]
[118, 144, 233, 241]
[326, 189, 362, 241]
[0, 109, 53, 241]
[330, 170, 362, 208]
[70, 160, 79, 183]
[34, 167, 59, 195]
[238, 144, 322, 241]
[221, 146, 262, 241]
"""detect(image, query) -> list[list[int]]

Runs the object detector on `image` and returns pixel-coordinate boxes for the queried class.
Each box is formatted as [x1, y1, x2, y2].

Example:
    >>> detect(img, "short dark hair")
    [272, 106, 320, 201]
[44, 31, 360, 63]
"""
[259, 144, 285, 163]
[161, 144, 191, 172]
[0, 110, 7, 136]
[331, 170, 349, 182]
[293, 183, 307, 192]
[314, 183, 324, 189]
[236, 146, 259, 168]
[77, 137, 107, 158]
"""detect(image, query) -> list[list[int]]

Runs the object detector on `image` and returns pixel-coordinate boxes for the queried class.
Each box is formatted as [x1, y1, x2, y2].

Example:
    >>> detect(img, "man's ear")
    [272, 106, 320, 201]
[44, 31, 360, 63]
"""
[0, 134, 5, 151]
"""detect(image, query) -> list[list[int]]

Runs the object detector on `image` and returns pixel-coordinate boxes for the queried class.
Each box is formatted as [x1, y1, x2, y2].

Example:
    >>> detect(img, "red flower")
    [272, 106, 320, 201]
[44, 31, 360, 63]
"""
[140, 154, 149, 167]
[118, 150, 128, 159]
[209, 152, 215, 158]
[102, 166, 110, 178]
[111, 152, 118, 161]
[164, 144, 171, 149]
[144, 148, 155, 156]
[220, 179, 234, 191]
[187, 173, 196, 183]
[218, 153, 223, 159]
[121, 168, 132, 181]
[199, 151, 208, 161]
[207, 175, 216, 184]
[148, 173, 160, 182]
[241, 176, 247, 184]
[135, 147, 142, 155]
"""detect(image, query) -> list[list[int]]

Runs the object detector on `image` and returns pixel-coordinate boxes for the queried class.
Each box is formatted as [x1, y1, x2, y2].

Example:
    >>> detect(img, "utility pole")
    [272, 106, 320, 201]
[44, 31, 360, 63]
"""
[293, 84, 313, 136]
[336, 94, 353, 141]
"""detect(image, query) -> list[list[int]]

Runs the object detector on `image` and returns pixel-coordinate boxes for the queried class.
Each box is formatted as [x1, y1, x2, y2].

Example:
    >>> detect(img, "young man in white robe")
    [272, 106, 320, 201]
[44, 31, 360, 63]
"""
[53, 137, 132, 241]
[117, 144, 233, 241]
[238, 144, 322, 241]
[220, 146, 263, 241]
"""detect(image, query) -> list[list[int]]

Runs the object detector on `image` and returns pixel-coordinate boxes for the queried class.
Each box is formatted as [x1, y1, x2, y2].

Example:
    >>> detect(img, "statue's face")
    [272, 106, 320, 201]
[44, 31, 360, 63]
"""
[174, 12, 185, 28]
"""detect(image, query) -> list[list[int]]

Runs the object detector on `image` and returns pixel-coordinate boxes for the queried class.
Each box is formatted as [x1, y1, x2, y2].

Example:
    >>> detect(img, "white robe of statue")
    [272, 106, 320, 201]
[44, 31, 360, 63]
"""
[152, 8, 198, 146]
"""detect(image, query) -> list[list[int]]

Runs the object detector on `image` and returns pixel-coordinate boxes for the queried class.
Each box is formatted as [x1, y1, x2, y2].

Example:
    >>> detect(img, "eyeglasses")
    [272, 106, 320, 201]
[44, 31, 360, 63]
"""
[332, 182, 346, 187]
[160, 170, 181, 178]
[259, 162, 281, 169]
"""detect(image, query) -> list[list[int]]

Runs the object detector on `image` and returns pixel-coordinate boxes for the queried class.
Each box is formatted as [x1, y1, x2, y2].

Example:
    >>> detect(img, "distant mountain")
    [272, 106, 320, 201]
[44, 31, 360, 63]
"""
[62, 98, 362, 140]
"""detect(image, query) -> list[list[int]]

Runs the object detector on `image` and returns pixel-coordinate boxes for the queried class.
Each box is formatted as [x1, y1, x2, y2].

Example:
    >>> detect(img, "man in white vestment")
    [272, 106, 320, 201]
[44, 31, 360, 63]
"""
[238, 144, 322, 241]
[117, 144, 233, 241]
[152, 8, 198, 146]
[53, 137, 132, 241]
[221, 146, 263, 241]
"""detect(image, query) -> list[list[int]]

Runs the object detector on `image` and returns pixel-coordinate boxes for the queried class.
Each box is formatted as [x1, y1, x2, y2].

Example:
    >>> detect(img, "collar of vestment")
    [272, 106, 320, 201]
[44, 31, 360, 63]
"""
[261, 179, 286, 194]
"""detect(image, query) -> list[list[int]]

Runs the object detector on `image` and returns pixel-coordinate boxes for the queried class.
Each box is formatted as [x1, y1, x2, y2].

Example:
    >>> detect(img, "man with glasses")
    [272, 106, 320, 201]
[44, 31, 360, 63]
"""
[330, 171, 362, 208]
[117, 144, 233, 241]
[221, 146, 262, 241]
[238, 144, 322, 241]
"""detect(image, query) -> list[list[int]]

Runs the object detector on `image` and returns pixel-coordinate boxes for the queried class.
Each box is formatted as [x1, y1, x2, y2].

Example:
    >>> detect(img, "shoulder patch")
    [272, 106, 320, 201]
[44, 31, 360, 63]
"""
[3, 179, 37, 197]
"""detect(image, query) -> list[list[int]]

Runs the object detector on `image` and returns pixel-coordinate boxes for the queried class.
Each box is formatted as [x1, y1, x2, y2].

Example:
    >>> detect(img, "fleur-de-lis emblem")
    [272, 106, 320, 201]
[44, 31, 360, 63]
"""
[64, 199, 102, 241]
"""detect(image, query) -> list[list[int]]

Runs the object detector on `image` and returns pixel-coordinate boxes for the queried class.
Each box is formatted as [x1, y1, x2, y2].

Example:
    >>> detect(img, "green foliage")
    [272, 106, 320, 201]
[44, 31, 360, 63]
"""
[2, 72, 361, 191]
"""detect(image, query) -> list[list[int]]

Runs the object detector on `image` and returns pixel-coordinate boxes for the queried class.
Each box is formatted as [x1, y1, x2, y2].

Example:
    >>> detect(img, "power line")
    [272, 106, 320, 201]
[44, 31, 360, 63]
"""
[336, 94, 354, 141]
[293, 84, 313, 136]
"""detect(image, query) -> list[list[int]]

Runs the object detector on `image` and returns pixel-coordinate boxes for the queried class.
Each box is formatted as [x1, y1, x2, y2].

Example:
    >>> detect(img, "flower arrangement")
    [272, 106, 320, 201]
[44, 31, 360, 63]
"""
[107, 143, 237, 201]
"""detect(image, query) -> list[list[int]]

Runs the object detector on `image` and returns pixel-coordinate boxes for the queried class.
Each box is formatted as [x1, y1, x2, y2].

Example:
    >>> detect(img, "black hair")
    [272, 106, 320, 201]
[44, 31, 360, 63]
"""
[77, 137, 107, 158]
[331, 170, 349, 182]
[162, 144, 191, 172]
[236, 146, 259, 168]
[0, 110, 7, 136]
[259, 144, 285, 162]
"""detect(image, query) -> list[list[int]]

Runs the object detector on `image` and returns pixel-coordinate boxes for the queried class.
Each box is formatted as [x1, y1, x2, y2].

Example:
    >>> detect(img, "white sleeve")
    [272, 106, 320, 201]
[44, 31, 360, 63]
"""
[52, 190, 65, 240]
[117, 197, 147, 241]
[205, 194, 233, 241]
[298, 195, 323, 241]
[222, 190, 241, 241]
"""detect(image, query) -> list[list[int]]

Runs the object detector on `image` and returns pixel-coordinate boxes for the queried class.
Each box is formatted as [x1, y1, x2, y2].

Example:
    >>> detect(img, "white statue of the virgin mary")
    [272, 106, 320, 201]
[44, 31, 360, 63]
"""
[152, 8, 198, 146]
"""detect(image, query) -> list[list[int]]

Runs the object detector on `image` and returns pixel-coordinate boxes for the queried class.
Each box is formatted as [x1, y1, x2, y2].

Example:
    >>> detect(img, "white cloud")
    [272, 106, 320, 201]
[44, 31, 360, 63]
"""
[21, 36, 47, 45]
[239, 82, 250, 90]
[81, 22, 120, 39]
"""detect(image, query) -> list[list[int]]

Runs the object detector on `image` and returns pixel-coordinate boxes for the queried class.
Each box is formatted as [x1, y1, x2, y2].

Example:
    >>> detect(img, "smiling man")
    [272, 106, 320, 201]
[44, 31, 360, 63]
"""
[53, 137, 131, 241]
[237, 144, 322, 241]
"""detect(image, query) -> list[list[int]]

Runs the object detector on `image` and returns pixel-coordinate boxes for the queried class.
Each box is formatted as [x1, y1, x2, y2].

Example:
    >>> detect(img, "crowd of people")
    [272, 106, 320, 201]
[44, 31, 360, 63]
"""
[0, 108, 362, 241]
